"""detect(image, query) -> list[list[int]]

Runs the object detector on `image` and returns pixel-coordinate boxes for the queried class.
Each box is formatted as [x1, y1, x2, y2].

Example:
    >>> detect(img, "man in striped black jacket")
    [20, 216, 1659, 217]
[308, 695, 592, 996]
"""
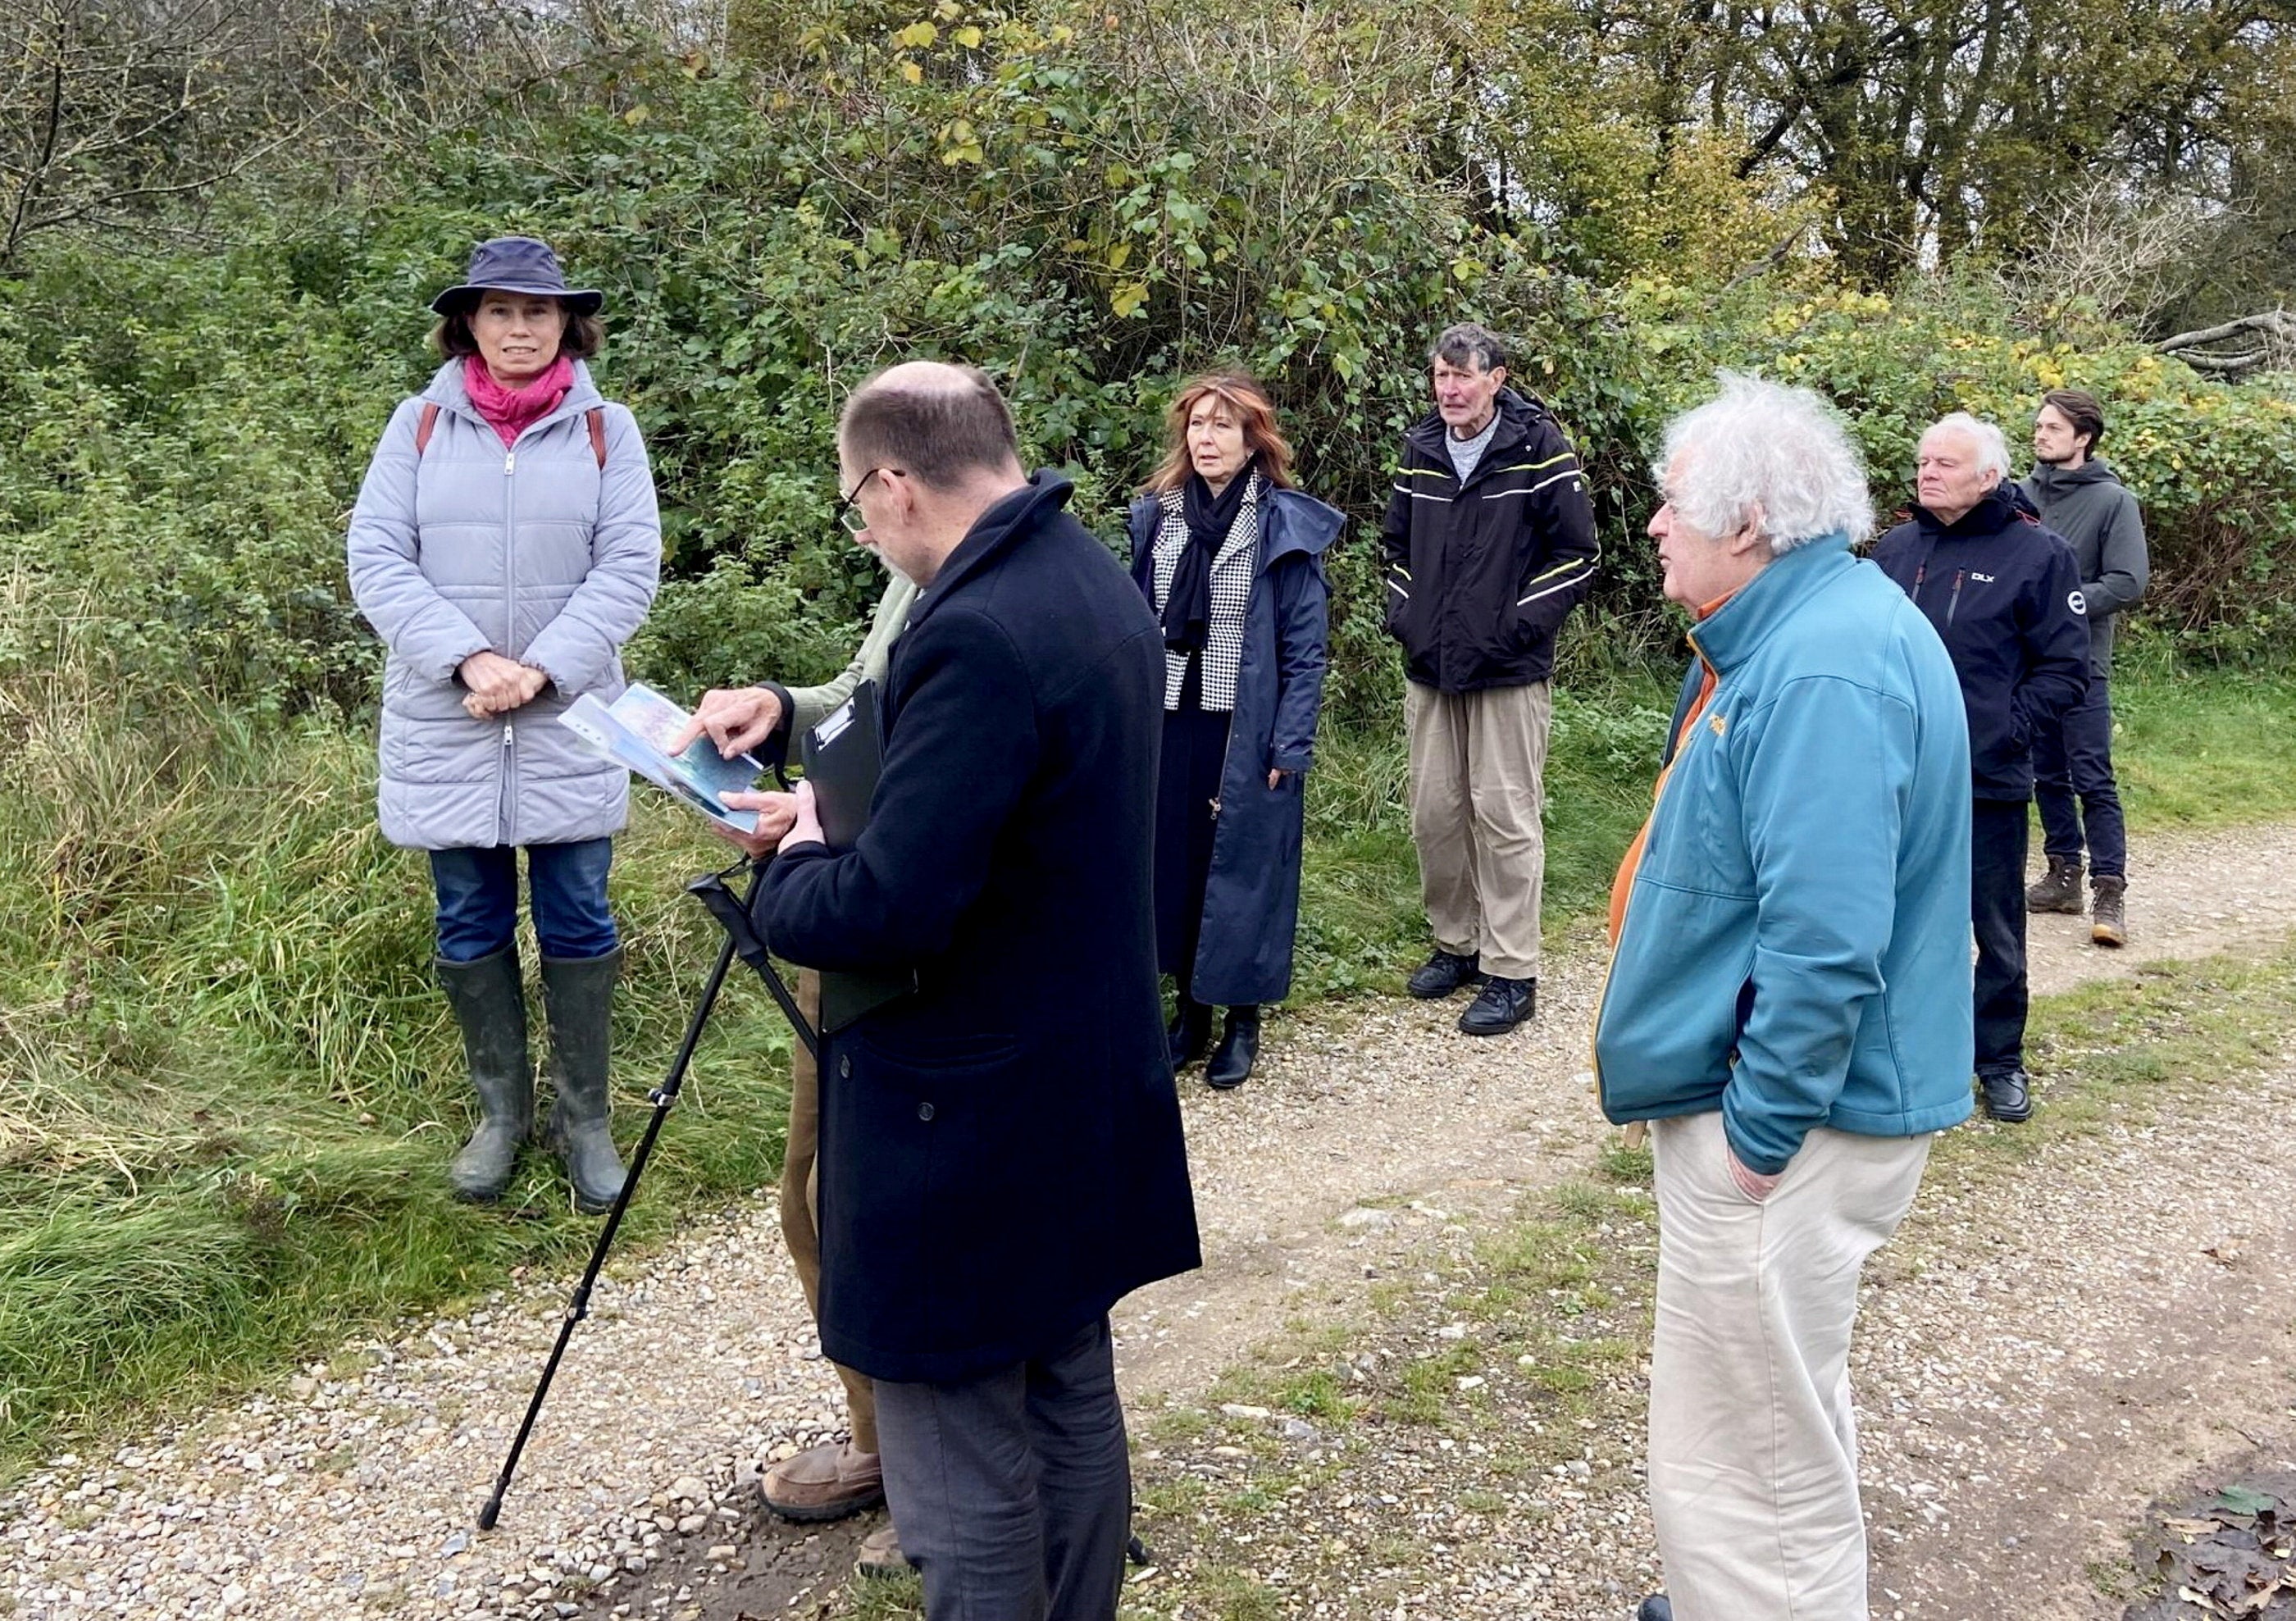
[1379, 323, 1600, 1035]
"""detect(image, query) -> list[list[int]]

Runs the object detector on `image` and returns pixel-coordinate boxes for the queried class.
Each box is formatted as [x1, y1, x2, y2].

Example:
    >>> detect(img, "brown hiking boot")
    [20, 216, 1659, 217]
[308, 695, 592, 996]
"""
[761, 1440, 884, 1522]
[2026, 854, 2084, 913]
[2091, 876, 2127, 948]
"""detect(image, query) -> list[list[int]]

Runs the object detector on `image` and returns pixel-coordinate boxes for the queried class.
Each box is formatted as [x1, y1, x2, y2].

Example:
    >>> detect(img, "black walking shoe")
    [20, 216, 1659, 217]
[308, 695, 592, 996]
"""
[1634, 1597, 1674, 1621]
[1167, 995, 1214, 1070]
[1406, 949, 1483, 999]
[1205, 1007, 1260, 1090]
[1458, 975, 1536, 1036]
[1979, 1068, 2034, 1123]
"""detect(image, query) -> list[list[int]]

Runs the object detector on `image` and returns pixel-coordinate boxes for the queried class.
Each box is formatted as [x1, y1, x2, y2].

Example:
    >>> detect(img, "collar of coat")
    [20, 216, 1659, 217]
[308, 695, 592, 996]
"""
[1683, 532, 1857, 676]
[1401, 386, 1548, 465]
[420, 356, 605, 434]
[2025, 457, 2125, 497]
[1128, 485, 1344, 573]
[909, 470, 1077, 622]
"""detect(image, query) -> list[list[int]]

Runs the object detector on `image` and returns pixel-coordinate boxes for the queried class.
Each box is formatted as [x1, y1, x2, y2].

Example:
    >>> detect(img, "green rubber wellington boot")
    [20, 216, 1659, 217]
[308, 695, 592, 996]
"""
[435, 946, 533, 1202]
[540, 948, 627, 1215]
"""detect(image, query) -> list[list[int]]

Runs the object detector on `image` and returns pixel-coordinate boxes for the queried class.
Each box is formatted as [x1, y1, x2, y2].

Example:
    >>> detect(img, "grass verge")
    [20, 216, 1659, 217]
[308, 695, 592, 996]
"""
[0, 631, 796, 1478]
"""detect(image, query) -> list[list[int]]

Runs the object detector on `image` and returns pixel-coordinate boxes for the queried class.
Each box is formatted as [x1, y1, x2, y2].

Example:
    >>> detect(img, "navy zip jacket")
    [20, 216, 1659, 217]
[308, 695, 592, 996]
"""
[1871, 485, 2090, 802]
[1378, 388, 1598, 692]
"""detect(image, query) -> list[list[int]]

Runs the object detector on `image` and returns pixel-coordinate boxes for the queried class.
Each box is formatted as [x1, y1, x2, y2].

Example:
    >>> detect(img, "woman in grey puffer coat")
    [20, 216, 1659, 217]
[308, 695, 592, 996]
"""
[347, 237, 662, 1214]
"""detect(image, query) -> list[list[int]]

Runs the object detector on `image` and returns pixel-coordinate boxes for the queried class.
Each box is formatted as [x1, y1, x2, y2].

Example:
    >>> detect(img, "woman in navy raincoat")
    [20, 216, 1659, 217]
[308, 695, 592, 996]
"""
[1128, 374, 1342, 1089]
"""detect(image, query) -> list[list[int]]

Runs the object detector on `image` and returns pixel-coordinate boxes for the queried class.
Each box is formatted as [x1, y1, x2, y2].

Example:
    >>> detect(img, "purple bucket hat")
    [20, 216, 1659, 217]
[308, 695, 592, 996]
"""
[429, 236, 604, 316]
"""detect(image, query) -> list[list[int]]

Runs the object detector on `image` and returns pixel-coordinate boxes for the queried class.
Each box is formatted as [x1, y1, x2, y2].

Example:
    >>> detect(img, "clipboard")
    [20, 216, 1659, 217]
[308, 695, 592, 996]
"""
[800, 679, 918, 1034]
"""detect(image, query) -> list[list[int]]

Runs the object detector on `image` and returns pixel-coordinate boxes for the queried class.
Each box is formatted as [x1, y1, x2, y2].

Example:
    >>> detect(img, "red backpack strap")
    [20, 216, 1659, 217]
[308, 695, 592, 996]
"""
[414, 401, 440, 458]
[586, 408, 607, 469]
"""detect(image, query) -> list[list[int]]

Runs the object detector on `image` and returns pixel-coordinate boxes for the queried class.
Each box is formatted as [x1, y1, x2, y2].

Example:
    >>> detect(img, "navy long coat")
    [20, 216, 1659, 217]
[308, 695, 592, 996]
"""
[762, 474, 1202, 1385]
[1128, 486, 1342, 1007]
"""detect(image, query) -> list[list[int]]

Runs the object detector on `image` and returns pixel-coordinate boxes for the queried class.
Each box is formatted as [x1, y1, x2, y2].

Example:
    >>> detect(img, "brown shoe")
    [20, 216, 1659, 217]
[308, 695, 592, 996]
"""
[2091, 875, 2127, 948]
[760, 1440, 884, 1523]
[856, 1521, 913, 1579]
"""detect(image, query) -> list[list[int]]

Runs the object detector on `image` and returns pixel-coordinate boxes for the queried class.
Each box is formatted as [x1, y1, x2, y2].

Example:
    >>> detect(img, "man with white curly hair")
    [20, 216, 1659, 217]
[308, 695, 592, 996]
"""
[1596, 375, 1975, 1621]
[1874, 412, 2090, 1127]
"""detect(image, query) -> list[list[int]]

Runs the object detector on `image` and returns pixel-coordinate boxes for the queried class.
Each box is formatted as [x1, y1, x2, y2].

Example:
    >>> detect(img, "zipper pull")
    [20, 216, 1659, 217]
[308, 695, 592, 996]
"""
[503, 450, 516, 475]
[502, 722, 513, 746]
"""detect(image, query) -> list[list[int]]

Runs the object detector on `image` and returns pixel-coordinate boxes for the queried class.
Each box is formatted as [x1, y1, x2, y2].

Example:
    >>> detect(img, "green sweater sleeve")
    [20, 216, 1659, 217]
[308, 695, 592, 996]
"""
[785, 573, 918, 736]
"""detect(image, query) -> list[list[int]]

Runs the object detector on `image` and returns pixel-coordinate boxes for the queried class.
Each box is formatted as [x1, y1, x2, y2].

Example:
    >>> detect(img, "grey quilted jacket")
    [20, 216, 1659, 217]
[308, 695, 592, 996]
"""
[346, 359, 663, 850]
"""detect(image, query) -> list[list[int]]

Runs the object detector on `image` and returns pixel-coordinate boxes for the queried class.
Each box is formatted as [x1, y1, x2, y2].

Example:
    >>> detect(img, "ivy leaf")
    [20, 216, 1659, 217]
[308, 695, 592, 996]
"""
[954, 25, 984, 47]
[896, 21, 937, 48]
[1110, 280, 1149, 318]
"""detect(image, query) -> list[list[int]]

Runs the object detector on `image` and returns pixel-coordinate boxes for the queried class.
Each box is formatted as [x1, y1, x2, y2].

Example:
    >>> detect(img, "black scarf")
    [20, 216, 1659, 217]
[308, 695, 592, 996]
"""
[1163, 460, 1257, 653]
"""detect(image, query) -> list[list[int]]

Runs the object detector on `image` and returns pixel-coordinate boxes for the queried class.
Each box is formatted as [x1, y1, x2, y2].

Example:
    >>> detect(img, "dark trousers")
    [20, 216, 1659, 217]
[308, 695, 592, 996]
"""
[428, 839, 617, 963]
[1153, 661, 1231, 993]
[1971, 799, 2029, 1076]
[2033, 676, 2125, 878]
[873, 1316, 1130, 1621]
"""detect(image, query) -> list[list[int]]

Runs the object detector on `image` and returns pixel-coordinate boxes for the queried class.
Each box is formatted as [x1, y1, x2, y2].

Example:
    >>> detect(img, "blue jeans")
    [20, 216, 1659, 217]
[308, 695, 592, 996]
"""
[429, 840, 618, 963]
[2032, 676, 2125, 878]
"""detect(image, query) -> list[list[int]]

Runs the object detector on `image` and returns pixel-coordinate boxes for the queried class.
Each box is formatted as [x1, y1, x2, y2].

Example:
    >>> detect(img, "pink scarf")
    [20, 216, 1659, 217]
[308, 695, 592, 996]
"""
[463, 353, 575, 449]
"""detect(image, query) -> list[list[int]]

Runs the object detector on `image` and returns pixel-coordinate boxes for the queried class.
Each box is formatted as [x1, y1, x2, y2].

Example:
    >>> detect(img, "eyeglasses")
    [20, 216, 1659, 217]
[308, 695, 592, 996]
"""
[836, 467, 904, 535]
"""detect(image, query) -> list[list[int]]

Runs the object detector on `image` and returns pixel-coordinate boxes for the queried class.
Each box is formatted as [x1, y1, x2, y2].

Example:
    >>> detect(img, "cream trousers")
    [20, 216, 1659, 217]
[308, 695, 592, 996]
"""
[1647, 1109, 1931, 1621]
[1403, 678, 1551, 981]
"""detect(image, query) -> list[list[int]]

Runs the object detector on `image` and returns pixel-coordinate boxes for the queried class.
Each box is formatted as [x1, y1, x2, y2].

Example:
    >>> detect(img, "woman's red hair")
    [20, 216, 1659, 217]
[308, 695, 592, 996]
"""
[1142, 372, 1296, 494]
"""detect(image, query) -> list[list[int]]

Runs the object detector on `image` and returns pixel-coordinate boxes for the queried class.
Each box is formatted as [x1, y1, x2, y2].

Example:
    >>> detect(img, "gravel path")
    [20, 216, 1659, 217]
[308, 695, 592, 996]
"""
[4, 819, 2294, 1621]
[2025, 821, 2296, 998]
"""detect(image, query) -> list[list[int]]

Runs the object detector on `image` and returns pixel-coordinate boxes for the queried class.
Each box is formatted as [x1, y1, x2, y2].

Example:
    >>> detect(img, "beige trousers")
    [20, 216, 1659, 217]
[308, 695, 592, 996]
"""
[781, 970, 878, 1453]
[1403, 678, 1552, 981]
[1647, 1109, 1931, 1621]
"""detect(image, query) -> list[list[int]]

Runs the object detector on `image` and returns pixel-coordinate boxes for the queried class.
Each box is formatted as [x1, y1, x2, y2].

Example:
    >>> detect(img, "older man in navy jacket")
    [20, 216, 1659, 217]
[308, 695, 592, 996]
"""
[737, 362, 1200, 1621]
[1875, 412, 2089, 1126]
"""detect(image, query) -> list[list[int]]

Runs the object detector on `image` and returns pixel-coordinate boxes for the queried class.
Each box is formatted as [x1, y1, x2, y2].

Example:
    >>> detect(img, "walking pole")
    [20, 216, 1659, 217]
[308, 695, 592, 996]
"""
[479, 858, 814, 1529]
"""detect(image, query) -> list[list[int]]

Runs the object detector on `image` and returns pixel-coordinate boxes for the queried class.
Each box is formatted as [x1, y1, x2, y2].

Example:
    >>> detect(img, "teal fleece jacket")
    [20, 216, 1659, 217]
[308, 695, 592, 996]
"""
[1595, 535, 1977, 1174]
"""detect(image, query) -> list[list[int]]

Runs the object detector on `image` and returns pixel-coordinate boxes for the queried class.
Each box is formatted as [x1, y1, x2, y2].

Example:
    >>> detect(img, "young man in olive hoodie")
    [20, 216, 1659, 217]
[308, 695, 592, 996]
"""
[2019, 389, 2149, 945]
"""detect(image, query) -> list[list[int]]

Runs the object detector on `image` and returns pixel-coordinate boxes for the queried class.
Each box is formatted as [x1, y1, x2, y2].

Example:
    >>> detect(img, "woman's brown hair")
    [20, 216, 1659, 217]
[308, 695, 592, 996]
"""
[1142, 372, 1296, 494]
[428, 297, 604, 363]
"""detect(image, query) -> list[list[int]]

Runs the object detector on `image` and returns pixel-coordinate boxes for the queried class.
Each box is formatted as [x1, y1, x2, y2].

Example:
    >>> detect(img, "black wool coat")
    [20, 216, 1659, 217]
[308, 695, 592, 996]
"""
[760, 473, 1203, 1385]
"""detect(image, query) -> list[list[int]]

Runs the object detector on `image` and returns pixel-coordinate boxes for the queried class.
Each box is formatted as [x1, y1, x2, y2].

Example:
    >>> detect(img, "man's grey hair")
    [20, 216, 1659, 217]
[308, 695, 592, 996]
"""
[1659, 372, 1875, 552]
[1428, 323, 1506, 374]
[1921, 411, 2012, 482]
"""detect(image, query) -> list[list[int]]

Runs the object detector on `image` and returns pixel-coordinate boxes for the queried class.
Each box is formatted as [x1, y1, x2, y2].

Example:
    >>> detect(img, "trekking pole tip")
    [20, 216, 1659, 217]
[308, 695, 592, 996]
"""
[477, 1495, 503, 1531]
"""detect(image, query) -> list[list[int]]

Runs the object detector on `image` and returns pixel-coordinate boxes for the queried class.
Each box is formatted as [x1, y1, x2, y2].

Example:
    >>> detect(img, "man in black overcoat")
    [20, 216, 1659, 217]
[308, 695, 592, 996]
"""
[738, 361, 1201, 1621]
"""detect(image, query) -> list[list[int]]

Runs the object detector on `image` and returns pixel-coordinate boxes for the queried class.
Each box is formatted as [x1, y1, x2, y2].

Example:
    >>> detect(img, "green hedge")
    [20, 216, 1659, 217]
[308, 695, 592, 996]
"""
[2, 31, 2292, 726]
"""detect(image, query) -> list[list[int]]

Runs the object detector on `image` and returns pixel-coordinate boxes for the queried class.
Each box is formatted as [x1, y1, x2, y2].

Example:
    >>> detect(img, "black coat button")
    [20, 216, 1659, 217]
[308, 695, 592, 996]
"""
[917, 1102, 936, 1122]
[838, 1055, 851, 1077]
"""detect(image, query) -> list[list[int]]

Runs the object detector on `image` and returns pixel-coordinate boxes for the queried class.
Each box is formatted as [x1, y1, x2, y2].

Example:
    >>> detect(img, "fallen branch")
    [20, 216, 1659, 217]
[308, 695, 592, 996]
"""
[2157, 309, 2294, 377]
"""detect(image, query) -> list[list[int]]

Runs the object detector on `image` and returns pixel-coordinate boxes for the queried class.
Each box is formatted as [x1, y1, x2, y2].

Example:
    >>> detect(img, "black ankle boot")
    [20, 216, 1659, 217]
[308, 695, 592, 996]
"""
[1205, 1007, 1260, 1090]
[1167, 995, 1213, 1070]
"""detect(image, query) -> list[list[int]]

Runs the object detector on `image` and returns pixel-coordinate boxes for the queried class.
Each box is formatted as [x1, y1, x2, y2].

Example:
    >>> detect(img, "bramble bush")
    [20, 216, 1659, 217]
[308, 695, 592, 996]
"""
[4, 11, 2292, 725]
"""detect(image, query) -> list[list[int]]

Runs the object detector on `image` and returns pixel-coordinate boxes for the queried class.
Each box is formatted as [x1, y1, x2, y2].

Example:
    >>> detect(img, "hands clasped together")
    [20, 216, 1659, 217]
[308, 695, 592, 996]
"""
[458, 651, 550, 718]
[668, 685, 822, 861]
